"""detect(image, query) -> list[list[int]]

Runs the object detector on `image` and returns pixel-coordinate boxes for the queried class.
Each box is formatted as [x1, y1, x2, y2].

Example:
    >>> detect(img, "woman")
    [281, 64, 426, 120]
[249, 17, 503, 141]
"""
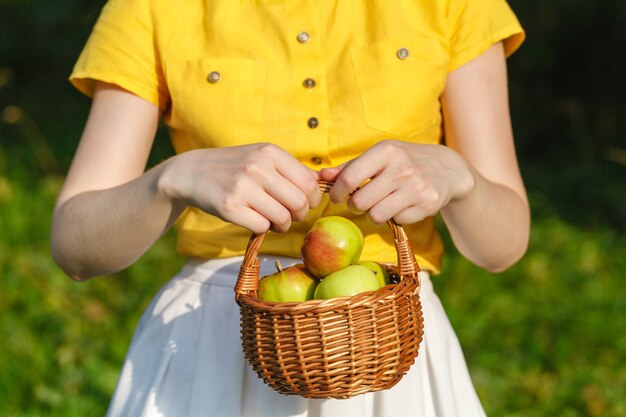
[51, 0, 530, 415]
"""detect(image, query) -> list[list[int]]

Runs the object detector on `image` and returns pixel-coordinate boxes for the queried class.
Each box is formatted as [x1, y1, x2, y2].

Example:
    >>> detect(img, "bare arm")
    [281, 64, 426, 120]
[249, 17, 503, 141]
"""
[439, 42, 530, 272]
[320, 43, 530, 272]
[51, 84, 177, 280]
[51, 83, 321, 281]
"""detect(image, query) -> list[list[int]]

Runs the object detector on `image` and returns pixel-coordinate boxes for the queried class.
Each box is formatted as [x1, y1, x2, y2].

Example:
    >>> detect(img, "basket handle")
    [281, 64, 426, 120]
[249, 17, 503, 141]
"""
[234, 180, 420, 301]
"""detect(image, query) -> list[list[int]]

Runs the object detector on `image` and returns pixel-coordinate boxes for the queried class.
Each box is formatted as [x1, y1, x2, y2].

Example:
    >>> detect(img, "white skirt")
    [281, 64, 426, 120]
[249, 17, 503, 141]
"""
[106, 256, 487, 417]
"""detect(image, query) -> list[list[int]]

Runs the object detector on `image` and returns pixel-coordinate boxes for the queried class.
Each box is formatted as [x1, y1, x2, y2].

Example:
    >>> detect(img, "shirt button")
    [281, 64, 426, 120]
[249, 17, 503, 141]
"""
[303, 78, 316, 89]
[207, 71, 221, 83]
[310, 157, 322, 165]
[297, 31, 311, 43]
[396, 48, 410, 60]
[307, 117, 319, 129]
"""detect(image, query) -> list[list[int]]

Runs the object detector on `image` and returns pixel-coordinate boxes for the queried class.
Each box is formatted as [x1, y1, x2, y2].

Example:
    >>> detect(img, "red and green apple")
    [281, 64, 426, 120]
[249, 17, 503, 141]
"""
[258, 262, 318, 302]
[301, 216, 364, 278]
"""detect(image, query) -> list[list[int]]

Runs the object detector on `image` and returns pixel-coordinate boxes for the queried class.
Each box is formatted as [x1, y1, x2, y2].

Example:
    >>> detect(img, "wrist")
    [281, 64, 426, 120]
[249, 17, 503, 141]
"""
[153, 156, 187, 210]
[444, 147, 477, 204]
[455, 162, 477, 202]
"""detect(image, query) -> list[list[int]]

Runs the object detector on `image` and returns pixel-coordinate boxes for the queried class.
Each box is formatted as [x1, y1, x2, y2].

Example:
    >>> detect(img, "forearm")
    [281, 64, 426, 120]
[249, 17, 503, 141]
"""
[51, 142, 323, 280]
[51, 163, 186, 280]
[440, 166, 530, 273]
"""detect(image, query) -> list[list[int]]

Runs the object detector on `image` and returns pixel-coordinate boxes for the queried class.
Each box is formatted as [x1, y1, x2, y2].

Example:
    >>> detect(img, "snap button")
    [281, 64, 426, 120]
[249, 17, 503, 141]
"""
[307, 117, 319, 129]
[297, 31, 311, 43]
[396, 48, 410, 60]
[303, 78, 316, 89]
[207, 71, 221, 83]
[310, 157, 322, 165]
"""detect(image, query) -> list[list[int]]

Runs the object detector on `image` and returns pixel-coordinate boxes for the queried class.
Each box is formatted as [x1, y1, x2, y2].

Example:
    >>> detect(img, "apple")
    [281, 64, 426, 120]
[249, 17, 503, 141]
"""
[258, 262, 318, 303]
[301, 216, 364, 278]
[358, 261, 390, 288]
[313, 264, 381, 299]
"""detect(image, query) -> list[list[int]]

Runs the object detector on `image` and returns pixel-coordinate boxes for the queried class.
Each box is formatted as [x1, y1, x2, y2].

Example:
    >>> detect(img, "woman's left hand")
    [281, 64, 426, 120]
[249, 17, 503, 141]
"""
[319, 139, 475, 226]
[318, 43, 530, 273]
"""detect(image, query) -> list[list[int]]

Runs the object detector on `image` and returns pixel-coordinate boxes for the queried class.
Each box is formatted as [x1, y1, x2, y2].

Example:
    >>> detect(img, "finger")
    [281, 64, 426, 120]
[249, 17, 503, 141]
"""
[273, 155, 322, 209]
[328, 154, 386, 204]
[319, 164, 346, 182]
[367, 190, 436, 226]
[305, 167, 323, 209]
[307, 166, 322, 181]
[262, 173, 312, 222]
[247, 191, 293, 233]
[346, 171, 397, 215]
[366, 188, 417, 225]
[391, 205, 433, 226]
[224, 206, 271, 235]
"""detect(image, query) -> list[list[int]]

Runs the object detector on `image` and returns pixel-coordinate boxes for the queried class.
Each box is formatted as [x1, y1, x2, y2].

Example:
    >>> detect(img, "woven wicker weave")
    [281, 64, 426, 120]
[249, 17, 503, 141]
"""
[235, 181, 424, 399]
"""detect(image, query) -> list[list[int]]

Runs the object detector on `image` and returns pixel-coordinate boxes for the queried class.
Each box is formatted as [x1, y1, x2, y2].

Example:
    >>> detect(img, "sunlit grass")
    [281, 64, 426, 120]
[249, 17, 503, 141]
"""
[435, 212, 626, 417]
[0, 171, 183, 415]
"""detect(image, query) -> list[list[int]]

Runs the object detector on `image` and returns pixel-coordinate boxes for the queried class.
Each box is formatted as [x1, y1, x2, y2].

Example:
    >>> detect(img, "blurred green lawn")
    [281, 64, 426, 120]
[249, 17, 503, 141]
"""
[1, 152, 625, 416]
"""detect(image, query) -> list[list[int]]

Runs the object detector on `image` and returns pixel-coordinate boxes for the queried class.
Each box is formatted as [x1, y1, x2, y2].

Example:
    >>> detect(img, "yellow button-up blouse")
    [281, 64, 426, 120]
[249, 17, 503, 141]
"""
[70, 0, 524, 273]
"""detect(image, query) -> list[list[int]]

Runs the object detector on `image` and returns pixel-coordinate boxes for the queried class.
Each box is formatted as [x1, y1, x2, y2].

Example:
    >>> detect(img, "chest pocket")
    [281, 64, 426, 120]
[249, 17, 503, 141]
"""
[350, 37, 447, 137]
[166, 58, 267, 148]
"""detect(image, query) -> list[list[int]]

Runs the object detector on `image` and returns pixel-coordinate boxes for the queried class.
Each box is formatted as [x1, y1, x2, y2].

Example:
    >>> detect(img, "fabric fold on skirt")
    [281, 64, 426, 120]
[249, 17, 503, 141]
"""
[106, 256, 487, 417]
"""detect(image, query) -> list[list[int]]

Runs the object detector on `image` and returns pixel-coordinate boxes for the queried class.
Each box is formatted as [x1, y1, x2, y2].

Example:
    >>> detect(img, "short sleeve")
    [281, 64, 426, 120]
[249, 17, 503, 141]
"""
[69, 0, 168, 109]
[446, 0, 525, 72]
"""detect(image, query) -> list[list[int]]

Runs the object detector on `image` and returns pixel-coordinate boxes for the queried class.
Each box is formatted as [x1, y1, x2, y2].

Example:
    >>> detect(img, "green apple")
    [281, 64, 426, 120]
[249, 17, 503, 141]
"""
[258, 262, 318, 303]
[358, 261, 390, 287]
[313, 264, 381, 299]
[301, 216, 364, 278]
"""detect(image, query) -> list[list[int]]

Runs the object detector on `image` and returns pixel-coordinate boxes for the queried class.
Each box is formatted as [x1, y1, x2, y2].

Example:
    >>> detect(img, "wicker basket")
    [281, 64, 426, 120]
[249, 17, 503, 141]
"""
[234, 181, 424, 399]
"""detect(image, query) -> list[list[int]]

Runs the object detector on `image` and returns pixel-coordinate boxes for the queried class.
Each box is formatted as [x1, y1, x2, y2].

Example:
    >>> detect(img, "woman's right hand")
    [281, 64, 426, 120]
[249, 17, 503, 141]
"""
[52, 82, 321, 279]
[158, 143, 322, 234]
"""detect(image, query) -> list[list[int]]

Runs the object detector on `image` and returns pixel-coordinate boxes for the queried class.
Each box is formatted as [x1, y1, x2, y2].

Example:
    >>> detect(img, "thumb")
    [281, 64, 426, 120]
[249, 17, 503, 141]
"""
[319, 164, 346, 182]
